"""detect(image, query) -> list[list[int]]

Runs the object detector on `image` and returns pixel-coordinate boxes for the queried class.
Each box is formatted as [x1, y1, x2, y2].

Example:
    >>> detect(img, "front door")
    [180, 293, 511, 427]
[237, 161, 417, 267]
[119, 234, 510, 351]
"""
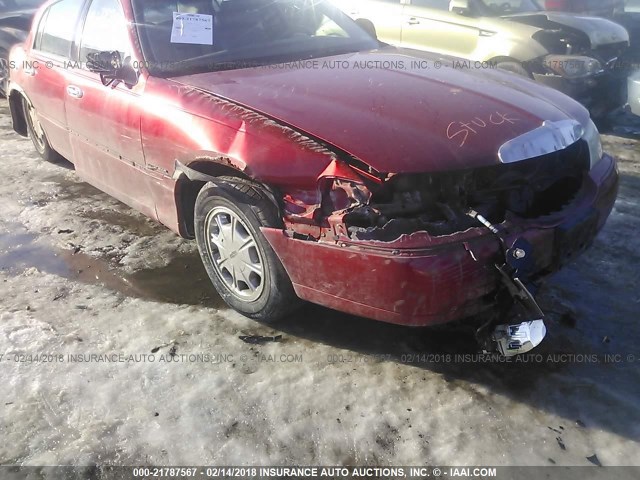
[64, 0, 155, 218]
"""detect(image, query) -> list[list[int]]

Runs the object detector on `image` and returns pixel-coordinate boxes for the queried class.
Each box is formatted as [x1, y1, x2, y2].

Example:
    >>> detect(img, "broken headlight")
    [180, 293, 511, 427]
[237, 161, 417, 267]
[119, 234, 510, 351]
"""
[319, 177, 371, 213]
[543, 55, 602, 79]
[582, 119, 603, 169]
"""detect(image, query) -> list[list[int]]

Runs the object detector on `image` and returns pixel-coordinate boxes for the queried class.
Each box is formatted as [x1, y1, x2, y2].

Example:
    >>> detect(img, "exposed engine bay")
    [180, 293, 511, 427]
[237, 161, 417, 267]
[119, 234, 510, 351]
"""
[316, 140, 590, 243]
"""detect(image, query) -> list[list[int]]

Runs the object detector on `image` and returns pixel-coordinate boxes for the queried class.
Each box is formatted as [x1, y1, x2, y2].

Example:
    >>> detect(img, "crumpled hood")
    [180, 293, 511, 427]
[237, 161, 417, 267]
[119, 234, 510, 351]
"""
[505, 12, 629, 47]
[172, 48, 590, 174]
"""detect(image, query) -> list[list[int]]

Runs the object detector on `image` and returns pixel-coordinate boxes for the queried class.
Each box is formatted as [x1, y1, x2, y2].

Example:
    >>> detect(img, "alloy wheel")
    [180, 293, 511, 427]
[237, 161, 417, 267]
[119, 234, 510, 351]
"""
[204, 206, 265, 302]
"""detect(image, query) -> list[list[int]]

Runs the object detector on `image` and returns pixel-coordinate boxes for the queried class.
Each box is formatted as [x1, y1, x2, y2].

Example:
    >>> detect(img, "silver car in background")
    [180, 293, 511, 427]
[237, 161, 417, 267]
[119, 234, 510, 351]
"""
[629, 70, 640, 116]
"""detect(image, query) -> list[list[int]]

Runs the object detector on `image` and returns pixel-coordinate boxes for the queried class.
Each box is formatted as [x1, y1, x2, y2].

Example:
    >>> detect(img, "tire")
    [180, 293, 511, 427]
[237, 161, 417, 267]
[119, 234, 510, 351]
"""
[496, 61, 531, 78]
[194, 177, 300, 322]
[22, 96, 61, 163]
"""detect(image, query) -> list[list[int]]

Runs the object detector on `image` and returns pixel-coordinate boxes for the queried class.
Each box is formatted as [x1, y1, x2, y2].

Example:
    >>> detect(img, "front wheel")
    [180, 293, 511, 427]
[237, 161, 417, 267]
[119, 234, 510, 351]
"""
[194, 178, 300, 322]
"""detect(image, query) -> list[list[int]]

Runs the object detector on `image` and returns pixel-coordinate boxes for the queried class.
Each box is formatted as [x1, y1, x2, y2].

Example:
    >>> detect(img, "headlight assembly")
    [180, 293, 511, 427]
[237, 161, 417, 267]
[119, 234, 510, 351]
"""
[582, 119, 603, 169]
[543, 55, 603, 79]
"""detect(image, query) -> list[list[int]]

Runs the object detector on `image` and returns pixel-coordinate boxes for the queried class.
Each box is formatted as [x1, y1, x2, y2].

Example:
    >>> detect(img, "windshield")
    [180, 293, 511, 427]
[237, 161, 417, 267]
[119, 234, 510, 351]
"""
[475, 0, 542, 16]
[131, 0, 379, 76]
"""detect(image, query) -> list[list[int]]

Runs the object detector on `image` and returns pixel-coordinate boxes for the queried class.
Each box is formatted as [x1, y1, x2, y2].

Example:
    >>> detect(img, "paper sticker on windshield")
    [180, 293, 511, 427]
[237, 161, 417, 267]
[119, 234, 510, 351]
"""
[170, 12, 213, 45]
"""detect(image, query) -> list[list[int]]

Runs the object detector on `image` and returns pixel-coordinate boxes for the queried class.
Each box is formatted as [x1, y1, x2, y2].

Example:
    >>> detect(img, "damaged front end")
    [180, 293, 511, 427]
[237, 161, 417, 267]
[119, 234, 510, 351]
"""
[337, 142, 587, 243]
[317, 147, 590, 354]
[268, 121, 618, 356]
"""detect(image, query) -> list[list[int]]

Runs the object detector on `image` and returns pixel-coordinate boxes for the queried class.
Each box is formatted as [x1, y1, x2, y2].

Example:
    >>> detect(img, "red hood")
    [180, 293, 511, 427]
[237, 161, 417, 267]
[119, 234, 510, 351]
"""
[171, 48, 590, 174]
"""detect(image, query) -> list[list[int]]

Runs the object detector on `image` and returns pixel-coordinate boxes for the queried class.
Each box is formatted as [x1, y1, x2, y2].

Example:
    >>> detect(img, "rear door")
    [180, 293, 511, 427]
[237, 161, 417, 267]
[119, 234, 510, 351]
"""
[401, 0, 480, 56]
[25, 0, 85, 160]
[64, 0, 156, 218]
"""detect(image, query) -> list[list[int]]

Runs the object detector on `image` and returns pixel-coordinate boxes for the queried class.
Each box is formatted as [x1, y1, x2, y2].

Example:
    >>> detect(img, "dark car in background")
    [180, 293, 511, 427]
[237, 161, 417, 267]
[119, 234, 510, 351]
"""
[615, 1, 640, 56]
[545, 1, 639, 57]
[544, 1, 640, 119]
[337, 0, 630, 118]
[545, 1, 640, 119]
[0, 0, 41, 97]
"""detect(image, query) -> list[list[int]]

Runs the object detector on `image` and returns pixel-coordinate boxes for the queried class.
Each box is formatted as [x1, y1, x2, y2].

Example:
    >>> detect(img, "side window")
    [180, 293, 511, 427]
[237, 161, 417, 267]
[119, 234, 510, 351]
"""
[410, 0, 451, 10]
[33, 8, 50, 51]
[38, 0, 85, 57]
[79, 0, 131, 65]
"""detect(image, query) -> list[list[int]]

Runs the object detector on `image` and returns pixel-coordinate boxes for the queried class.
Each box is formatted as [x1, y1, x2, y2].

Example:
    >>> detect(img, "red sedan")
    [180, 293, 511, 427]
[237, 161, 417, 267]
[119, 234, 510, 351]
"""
[7, 0, 618, 355]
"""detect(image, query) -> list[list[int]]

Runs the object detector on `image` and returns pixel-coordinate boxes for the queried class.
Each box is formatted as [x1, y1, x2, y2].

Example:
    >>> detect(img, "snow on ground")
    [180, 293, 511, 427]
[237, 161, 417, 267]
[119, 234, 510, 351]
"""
[1, 99, 639, 467]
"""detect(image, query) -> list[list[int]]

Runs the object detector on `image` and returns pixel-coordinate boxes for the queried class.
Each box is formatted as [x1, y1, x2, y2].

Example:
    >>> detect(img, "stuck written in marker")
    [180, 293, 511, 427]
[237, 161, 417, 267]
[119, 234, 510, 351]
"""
[170, 12, 213, 45]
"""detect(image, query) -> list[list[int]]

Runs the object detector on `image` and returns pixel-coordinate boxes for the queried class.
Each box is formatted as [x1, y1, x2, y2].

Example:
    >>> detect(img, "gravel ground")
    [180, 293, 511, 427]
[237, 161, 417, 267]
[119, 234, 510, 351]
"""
[0, 99, 639, 468]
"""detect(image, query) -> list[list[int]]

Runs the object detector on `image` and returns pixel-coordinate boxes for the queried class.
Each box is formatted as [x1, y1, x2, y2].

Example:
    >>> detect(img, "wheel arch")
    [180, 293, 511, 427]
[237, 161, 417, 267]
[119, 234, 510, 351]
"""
[8, 87, 28, 137]
[174, 158, 281, 239]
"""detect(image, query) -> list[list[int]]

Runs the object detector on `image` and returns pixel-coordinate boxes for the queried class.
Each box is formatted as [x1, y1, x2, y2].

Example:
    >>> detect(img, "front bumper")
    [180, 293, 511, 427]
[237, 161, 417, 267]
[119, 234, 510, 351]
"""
[263, 154, 619, 327]
[628, 70, 640, 116]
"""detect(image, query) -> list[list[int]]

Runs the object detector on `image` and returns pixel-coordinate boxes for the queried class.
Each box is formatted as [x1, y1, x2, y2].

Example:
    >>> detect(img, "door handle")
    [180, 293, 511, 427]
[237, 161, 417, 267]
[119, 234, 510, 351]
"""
[24, 65, 36, 76]
[66, 85, 83, 98]
[349, 10, 359, 15]
[406, 17, 420, 25]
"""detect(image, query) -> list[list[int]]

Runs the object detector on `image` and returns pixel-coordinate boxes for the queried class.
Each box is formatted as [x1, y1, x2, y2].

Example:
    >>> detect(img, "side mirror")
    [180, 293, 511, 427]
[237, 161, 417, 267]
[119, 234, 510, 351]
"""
[449, 0, 471, 15]
[86, 51, 138, 88]
[355, 18, 378, 40]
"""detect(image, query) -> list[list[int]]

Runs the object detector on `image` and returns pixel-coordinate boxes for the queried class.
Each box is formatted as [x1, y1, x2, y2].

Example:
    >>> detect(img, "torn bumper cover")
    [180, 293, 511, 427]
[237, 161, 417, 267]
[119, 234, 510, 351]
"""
[262, 154, 618, 327]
